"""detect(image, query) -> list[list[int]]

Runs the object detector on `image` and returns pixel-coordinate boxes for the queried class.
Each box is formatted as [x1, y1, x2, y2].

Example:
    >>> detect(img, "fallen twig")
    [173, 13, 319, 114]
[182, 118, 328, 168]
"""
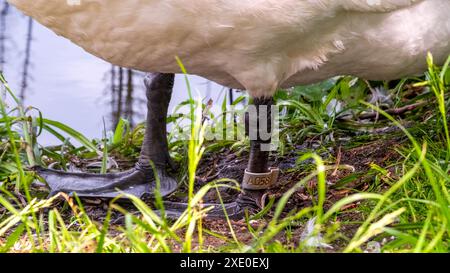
[332, 146, 342, 176]
[356, 101, 427, 120]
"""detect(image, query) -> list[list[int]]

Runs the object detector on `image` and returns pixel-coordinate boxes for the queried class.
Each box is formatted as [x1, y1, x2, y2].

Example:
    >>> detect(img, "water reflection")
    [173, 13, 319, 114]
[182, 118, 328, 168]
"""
[0, 2, 240, 145]
[107, 66, 146, 128]
[19, 17, 32, 101]
[0, 1, 9, 70]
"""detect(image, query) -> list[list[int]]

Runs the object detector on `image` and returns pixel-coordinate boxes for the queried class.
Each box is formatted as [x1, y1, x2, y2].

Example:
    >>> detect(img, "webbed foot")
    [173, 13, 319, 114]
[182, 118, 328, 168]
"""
[161, 190, 264, 220]
[34, 164, 177, 199]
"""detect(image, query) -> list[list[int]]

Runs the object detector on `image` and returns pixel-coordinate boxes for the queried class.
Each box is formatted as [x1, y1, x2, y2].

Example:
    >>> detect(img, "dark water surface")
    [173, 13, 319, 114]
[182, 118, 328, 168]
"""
[1, 2, 234, 145]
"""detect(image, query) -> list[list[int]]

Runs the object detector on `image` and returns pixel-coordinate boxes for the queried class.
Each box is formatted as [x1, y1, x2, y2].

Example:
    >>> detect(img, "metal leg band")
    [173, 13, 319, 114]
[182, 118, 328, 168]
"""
[242, 167, 279, 190]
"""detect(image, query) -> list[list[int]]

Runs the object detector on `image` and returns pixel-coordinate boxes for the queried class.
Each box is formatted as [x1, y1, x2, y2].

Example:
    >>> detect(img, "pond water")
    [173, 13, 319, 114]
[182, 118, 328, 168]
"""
[1, 2, 236, 145]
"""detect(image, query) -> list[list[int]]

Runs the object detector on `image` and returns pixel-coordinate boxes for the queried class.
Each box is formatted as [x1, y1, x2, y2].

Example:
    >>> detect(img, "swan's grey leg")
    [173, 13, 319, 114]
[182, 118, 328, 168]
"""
[36, 73, 178, 199]
[139, 73, 175, 170]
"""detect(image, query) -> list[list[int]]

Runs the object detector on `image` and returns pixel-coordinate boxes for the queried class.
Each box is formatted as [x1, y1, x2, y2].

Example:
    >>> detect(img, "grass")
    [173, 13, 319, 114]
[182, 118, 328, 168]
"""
[0, 54, 449, 253]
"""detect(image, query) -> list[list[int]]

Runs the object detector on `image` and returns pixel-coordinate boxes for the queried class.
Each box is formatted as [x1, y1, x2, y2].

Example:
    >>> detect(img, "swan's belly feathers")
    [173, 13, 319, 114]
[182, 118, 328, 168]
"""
[7, 0, 450, 97]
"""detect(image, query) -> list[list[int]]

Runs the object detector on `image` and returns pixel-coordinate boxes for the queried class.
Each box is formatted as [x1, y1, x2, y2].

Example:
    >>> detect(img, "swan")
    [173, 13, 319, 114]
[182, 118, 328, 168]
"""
[7, 0, 450, 218]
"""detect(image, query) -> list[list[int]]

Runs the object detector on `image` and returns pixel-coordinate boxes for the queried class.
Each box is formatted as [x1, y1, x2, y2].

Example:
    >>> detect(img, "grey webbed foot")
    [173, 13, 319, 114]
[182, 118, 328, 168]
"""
[161, 190, 264, 220]
[35, 164, 177, 199]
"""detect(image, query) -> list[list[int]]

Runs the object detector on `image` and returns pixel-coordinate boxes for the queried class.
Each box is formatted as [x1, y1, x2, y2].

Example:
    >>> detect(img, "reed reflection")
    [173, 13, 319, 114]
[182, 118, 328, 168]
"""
[106, 66, 146, 129]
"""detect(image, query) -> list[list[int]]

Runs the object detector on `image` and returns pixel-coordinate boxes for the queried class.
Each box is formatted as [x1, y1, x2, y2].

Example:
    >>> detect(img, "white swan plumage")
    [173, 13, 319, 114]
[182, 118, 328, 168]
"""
[7, 0, 450, 97]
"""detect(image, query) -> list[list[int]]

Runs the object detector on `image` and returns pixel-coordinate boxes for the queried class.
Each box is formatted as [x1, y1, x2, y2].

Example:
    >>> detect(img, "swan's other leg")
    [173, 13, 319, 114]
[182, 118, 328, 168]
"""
[163, 97, 279, 219]
[36, 73, 178, 198]
[239, 97, 278, 209]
